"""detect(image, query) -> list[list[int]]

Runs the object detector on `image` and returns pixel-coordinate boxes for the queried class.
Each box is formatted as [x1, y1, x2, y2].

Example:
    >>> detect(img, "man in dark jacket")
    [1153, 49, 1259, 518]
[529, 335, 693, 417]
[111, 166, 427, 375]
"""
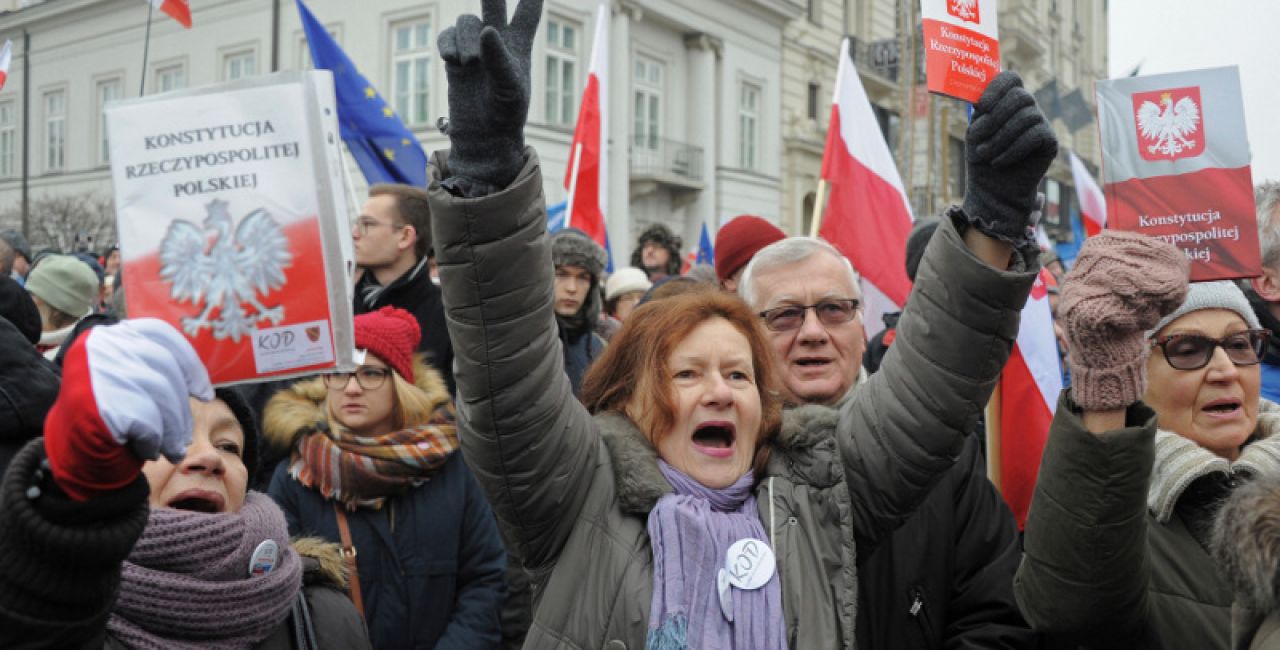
[550, 228, 607, 397]
[629, 223, 682, 281]
[352, 183, 454, 394]
[1244, 181, 1280, 402]
[739, 235, 1036, 649]
[0, 275, 59, 474]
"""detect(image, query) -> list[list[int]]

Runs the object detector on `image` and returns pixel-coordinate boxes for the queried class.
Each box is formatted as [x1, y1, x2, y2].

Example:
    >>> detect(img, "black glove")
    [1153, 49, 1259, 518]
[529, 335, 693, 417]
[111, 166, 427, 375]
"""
[437, 0, 542, 194]
[961, 71, 1058, 247]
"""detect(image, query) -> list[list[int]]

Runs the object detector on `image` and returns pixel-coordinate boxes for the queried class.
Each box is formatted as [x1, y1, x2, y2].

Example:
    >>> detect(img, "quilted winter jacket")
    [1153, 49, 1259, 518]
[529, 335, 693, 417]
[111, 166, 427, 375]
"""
[428, 148, 1037, 649]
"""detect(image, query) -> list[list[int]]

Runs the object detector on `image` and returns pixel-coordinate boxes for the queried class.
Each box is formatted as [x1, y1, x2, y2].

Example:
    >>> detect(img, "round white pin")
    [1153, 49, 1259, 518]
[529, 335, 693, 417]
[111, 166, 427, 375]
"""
[724, 538, 776, 591]
[249, 540, 280, 577]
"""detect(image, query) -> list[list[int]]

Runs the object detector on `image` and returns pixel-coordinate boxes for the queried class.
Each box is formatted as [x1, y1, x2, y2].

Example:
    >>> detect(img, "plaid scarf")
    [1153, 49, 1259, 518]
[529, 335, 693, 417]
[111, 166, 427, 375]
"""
[290, 408, 459, 510]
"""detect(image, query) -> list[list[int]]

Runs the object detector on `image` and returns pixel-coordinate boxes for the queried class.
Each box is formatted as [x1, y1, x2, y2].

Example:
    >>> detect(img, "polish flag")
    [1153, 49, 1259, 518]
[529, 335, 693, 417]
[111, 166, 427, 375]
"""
[817, 38, 914, 337]
[0, 41, 11, 92]
[563, 2, 608, 249]
[995, 268, 1062, 528]
[1069, 152, 1106, 237]
[149, 0, 192, 29]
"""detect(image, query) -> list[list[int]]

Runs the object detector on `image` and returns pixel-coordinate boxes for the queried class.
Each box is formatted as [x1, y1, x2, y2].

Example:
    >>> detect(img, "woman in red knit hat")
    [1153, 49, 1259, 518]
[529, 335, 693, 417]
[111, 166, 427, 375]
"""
[264, 306, 507, 649]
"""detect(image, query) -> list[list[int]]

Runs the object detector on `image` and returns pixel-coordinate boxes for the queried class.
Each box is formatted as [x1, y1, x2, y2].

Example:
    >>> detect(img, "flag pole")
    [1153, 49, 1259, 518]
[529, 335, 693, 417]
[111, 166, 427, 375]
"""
[985, 383, 1003, 488]
[809, 179, 827, 238]
[564, 142, 583, 230]
[139, 1, 154, 96]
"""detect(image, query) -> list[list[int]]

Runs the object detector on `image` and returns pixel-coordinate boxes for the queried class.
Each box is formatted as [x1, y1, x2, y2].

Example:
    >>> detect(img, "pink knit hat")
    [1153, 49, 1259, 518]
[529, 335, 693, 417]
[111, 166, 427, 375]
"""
[354, 307, 421, 382]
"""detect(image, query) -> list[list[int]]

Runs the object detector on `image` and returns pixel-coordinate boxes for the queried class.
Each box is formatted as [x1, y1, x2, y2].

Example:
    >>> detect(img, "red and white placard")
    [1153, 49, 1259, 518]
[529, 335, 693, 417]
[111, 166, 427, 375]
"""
[920, 0, 1000, 103]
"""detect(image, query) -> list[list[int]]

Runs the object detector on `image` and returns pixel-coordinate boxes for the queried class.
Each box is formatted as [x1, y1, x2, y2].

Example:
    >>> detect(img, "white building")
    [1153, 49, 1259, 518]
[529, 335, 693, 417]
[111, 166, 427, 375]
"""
[0, 0, 797, 264]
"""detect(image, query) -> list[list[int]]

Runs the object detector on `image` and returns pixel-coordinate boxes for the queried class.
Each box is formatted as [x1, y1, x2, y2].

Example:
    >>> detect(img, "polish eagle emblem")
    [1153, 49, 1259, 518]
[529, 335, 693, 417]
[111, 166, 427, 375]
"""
[1135, 90, 1203, 160]
[947, 0, 980, 22]
[159, 199, 292, 341]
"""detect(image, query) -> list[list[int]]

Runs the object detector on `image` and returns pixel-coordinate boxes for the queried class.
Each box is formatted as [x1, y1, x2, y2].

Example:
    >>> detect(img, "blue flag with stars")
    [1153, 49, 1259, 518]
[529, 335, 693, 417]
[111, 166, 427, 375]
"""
[696, 222, 714, 266]
[297, 0, 427, 187]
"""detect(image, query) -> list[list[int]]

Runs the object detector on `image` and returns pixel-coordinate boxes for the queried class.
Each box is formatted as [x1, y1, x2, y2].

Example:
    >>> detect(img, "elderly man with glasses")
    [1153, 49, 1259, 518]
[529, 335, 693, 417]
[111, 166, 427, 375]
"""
[739, 236, 1035, 649]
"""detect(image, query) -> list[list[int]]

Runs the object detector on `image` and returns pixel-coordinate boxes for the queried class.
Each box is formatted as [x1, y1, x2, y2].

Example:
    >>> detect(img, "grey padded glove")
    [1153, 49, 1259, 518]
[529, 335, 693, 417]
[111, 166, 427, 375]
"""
[437, 0, 542, 194]
[961, 71, 1059, 247]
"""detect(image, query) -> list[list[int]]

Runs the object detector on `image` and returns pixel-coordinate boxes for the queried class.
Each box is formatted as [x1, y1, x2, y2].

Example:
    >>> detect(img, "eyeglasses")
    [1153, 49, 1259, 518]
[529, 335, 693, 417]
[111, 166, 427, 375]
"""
[323, 366, 392, 390]
[351, 218, 405, 237]
[1150, 329, 1270, 370]
[758, 299, 861, 332]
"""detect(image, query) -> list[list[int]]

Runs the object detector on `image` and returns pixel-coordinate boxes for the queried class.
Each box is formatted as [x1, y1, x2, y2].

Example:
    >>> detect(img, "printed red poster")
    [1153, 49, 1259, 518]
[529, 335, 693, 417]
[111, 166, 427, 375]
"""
[920, 0, 1000, 103]
[106, 71, 355, 385]
[1097, 66, 1259, 281]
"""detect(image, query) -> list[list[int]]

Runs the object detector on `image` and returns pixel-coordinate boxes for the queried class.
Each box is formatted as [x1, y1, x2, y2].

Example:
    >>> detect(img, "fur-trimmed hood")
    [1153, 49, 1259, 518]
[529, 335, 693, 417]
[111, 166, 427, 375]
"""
[1214, 473, 1280, 615]
[262, 361, 452, 454]
[595, 403, 841, 516]
[292, 536, 349, 589]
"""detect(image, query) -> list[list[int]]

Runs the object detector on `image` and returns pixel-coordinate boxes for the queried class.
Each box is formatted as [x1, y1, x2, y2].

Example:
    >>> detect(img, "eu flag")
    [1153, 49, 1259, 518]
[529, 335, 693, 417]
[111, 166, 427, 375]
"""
[297, 0, 428, 187]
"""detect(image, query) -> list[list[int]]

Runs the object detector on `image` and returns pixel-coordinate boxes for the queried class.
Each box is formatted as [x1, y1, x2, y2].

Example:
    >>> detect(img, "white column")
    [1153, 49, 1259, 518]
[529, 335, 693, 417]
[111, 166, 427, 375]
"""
[684, 33, 720, 239]
[607, 2, 637, 267]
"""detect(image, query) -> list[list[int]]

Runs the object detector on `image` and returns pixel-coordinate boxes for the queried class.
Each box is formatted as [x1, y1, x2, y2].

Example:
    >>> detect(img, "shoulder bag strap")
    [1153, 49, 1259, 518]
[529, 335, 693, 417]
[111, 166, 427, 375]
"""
[334, 503, 365, 619]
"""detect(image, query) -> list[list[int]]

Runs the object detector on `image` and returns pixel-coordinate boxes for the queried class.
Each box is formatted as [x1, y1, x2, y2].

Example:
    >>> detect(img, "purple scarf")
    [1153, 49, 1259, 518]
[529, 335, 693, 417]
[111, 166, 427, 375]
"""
[645, 461, 786, 650]
[107, 492, 303, 649]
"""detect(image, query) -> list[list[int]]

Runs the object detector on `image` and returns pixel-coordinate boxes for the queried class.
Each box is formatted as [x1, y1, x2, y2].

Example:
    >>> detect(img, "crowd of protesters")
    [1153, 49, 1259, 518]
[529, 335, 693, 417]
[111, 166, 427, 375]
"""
[5, 1, 1280, 649]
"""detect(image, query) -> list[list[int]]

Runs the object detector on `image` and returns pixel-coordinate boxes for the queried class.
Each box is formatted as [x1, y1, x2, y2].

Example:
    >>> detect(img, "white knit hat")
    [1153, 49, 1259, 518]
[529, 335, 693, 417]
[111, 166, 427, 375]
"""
[1147, 280, 1262, 338]
[605, 267, 652, 301]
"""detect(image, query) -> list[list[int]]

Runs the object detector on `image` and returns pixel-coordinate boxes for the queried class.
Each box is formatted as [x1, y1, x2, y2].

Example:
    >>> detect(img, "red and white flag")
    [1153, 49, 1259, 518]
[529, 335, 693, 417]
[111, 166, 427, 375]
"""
[148, 0, 192, 29]
[817, 38, 914, 337]
[1069, 151, 1106, 237]
[563, 2, 608, 249]
[0, 41, 11, 92]
[995, 268, 1062, 528]
[1096, 66, 1259, 280]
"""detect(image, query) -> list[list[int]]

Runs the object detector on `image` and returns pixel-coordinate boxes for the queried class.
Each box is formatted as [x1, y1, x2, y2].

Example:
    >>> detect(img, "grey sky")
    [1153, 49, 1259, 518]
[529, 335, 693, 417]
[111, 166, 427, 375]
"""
[1109, 1, 1279, 184]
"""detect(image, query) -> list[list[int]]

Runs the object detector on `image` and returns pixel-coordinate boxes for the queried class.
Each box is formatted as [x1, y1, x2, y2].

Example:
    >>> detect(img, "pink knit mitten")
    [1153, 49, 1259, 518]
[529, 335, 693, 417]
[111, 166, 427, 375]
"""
[1059, 231, 1189, 410]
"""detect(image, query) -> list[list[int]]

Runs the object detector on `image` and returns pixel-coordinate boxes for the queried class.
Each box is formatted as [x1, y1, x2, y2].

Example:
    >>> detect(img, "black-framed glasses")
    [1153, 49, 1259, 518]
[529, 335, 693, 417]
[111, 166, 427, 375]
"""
[351, 217, 405, 237]
[758, 299, 861, 332]
[1150, 329, 1270, 370]
[323, 366, 392, 390]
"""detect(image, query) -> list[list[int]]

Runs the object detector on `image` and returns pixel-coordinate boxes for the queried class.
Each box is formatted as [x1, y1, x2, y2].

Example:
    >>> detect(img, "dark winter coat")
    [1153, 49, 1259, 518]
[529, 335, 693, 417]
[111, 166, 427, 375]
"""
[0, 439, 370, 650]
[354, 257, 455, 395]
[265, 378, 507, 650]
[1016, 393, 1280, 649]
[0, 315, 59, 475]
[560, 322, 605, 398]
[426, 148, 1038, 648]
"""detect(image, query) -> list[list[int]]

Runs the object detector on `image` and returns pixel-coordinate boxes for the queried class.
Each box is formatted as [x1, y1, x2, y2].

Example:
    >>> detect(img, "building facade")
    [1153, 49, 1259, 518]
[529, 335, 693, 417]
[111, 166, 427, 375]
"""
[0, 0, 799, 265]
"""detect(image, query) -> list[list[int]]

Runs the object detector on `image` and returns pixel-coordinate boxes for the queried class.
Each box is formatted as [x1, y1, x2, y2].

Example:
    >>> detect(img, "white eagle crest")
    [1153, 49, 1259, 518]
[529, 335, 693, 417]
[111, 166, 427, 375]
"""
[159, 199, 292, 341]
[1136, 92, 1201, 158]
[949, 0, 979, 20]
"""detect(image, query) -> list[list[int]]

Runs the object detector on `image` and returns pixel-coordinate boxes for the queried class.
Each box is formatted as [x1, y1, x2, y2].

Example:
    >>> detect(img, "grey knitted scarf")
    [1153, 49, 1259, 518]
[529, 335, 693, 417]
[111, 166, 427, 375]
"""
[107, 492, 303, 649]
[1148, 400, 1280, 523]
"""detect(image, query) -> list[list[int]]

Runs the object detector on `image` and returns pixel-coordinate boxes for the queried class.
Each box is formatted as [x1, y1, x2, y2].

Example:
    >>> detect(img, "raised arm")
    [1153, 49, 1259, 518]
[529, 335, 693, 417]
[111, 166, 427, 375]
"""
[840, 72, 1055, 547]
[1015, 232, 1188, 643]
[429, 0, 598, 571]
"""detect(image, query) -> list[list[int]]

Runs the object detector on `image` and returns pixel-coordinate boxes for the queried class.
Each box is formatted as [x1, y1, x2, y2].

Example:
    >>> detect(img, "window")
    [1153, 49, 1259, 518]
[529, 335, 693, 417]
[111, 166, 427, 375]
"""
[738, 82, 760, 170]
[391, 19, 432, 125]
[807, 0, 821, 24]
[224, 50, 256, 81]
[545, 18, 579, 127]
[96, 79, 121, 165]
[44, 90, 65, 172]
[0, 102, 14, 178]
[807, 82, 820, 120]
[633, 57, 662, 153]
[873, 105, 900, 157]
[156, 64, 185, 92]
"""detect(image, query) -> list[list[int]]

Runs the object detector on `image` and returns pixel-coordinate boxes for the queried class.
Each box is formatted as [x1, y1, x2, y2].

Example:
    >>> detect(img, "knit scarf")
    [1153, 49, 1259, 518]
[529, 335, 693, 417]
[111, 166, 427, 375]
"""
[107, 493, 303, 649]
[645, 461, 786, 650]
[357, 257, 428, 309]
[1148, 402, 1280, 523]
[290, 418, 459, 510]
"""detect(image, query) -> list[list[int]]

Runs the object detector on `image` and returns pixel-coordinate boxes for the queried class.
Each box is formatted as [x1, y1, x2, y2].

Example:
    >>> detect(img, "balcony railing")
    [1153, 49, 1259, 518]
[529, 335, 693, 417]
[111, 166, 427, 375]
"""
[848, 35, 900, 84]
[630, 137, 704, 183]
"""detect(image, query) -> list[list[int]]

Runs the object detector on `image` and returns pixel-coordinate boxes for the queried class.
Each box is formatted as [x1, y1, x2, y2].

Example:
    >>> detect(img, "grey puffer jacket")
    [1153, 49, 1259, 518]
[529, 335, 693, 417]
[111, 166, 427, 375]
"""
[428, 148, 1036, 649]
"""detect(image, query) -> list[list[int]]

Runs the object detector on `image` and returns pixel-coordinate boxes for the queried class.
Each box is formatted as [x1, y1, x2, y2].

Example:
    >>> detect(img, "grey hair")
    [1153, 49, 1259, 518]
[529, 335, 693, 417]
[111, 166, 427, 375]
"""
[737, 236, 860, 308]
[1256, 181, 1280, 269]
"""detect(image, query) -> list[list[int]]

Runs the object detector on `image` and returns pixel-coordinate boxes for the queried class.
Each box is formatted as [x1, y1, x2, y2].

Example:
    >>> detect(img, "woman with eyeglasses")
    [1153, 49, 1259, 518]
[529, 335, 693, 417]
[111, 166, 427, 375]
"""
[1015, 232, 1280, 649]
[264, 306, 507, 649]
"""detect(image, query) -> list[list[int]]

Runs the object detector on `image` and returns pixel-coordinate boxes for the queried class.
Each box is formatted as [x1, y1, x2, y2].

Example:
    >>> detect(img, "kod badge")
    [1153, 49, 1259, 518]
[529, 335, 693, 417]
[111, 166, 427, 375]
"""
[249, 540, 280, 577]
[724, 538, 776, 591]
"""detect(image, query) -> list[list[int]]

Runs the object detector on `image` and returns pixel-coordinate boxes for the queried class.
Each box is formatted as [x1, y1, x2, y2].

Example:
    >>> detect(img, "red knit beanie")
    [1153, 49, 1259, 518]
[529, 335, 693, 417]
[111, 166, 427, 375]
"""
[354, 307, 421, 382]
[714, 215, 787, 282]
